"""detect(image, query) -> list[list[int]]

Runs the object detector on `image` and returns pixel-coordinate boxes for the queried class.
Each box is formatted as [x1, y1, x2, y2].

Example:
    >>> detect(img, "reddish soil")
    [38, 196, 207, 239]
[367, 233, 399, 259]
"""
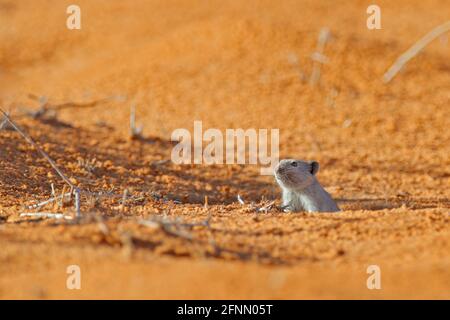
[0, 0, 449, 299]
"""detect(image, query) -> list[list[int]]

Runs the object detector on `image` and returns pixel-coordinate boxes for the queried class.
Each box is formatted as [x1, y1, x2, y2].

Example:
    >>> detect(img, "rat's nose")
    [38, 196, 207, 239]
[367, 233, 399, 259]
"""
[275, 165, 284, 175]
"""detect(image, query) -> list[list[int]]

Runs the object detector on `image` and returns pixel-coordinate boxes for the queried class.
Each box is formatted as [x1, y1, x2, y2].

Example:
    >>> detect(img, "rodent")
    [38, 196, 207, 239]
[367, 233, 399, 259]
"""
[274, 159, 340, 213]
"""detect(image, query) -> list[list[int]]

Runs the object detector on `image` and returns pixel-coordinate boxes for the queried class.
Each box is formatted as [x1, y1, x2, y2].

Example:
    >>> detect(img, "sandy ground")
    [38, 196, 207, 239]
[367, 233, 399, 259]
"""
[0, 0, 449, 299]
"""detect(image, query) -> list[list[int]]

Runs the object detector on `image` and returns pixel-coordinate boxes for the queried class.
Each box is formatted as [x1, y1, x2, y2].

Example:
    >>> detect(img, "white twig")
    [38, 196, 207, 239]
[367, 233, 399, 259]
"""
[0, 117, 9, 130]
[139, 213, 213, 246]
[237, 194, 245, 205]
[74, 188, 81, 218]
[0, 109, 82, 217]
[130, 104, 143, 139]
[27, 192, 72, 210]
[383, 21, 450, 83]
[24, 94, 113, 119]
[121, 189, 129, 205]
[51, 183, 56, 198]
[0, 109, 75, 188]
[139, 219, 194, 240]
[310, 27, 331, 86]
[139, 215, 211, 230]
[20, 212, 73, 220]
[258, 201, 275, 213]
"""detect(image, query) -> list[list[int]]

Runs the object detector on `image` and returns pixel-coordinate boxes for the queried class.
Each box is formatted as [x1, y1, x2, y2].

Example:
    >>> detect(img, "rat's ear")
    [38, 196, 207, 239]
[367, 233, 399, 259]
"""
[310, 161, 320, 175]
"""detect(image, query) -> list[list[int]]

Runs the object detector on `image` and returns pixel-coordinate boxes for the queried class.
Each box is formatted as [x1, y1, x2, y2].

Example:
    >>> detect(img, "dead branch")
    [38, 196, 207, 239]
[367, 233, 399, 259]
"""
[236, 194, 279, 213]
[139, 214, 275, 262]
[237, 194, 245, 205]
[0, 110, 75, 187]
[0, 117, 9, 130]
[310, 27, 331, 86]
[383, 21, 450, 83]
[25, 94, 114, 119]
[74, 189, 81, 217]
[0, 112, 14, 130]
[20, 212, 73, 220]
[139, 214, 211, 231]
[27, 192, 72, 210]
[257, 201, 276, 213]
[129, 104, 143, 139]
[139, 219, 194, 240]
[0, 109, 81, 217]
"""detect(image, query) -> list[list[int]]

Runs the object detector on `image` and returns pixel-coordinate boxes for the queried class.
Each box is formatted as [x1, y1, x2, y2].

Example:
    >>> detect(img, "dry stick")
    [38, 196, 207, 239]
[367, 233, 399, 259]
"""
[139, 214, 211, 230]
[139, 219, 194, 240]
[58, 185, 68, 209]
[138, 215, 255, 260]
[11, 95, 116, 121]
[237, 194, 276, 212]
[310, 27, 330, 86]
[74, 189, 81, 216]
[237, 194, 245, 205]
[51, 183, 56, 198]
[383, 21, 450, 83]
[27, 94, 113, 114]
[27, 192, 72, 210]
[0, 109, 81, 217]
[0, 111, 14, 130]
[0, 117, 9, 130]
[139, 213, 212, 243]
[129, 104, 143, 139]
[121, 189, 129, 205]
[144, 218, 265, 261]
[20, 212, 73, 220]
[258, 201, 275, 213]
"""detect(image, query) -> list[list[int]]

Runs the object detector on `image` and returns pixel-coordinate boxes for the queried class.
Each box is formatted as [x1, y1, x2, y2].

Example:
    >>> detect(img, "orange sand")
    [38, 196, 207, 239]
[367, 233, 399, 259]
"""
[0, 0, 449, 299]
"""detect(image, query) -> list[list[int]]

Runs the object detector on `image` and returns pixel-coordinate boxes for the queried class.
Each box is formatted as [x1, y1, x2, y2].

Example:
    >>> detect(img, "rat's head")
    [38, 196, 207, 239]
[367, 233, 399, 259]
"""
[274, 159, 320, 190]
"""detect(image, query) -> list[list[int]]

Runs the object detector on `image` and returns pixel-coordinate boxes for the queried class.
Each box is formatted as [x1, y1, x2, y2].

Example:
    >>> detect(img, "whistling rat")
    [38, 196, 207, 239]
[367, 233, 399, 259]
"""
[274, 159, 340, 212]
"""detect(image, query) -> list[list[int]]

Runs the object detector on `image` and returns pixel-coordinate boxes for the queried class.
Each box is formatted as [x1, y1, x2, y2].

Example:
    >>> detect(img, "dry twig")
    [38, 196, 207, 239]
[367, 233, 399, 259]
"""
[20, 212, 73, 220]
[25, 94, 113, 119]
[237, 194, 245, 205]
[0, 109, 82, 217]
[383, 21, 450, 83]
[27, 192, 72, 210]
[129, 104, 143, 139]
[310, 27, 331, 86]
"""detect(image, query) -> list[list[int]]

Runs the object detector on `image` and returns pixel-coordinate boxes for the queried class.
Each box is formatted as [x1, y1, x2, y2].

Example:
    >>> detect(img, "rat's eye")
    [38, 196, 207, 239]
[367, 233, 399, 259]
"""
[291, 161, 298, 167]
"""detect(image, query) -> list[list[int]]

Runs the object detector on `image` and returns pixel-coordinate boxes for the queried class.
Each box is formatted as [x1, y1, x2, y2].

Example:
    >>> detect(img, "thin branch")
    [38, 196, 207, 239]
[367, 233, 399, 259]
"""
[257, 201, 275, 213]
[0, 111, 14, 130]
[0, 109, 81, 216]
[139, 214, 211, 231]
[129, 104, 143, 139]
[0, 118, 9, 130]
[25, 94, 113, 119]
[0, 109, 75, 188]
[20, 212, 73, 220]
[74, 188, 81, 217]
[139, 219, 194, 240]
[383, 21, 450, 83]
[138, 214, 273, 262]
[139, 214, 207, 246]
[27, 192, 72, 210]
[139, 212, 213, 244]
[310, 27, 331, 86]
